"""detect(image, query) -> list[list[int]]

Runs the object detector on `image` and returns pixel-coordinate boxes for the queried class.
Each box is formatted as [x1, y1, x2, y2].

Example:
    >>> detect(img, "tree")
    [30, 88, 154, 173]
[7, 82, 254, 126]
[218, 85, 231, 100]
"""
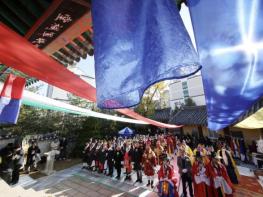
[184, 97, 196, 106]
[135, 82, 168, 118]
[67, 94, 95, 109]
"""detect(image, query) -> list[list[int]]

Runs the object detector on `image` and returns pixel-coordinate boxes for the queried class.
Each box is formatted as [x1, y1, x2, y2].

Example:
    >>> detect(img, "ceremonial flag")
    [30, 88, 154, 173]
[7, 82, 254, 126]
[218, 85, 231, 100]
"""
[92, 0, 200, 109]
[0, 74, 26, 124]
[188, 0, 263, 130]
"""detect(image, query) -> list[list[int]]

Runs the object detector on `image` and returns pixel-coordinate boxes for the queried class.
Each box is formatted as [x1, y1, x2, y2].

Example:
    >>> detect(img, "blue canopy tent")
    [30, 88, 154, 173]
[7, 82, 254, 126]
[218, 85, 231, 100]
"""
[118, 127, 134, 137]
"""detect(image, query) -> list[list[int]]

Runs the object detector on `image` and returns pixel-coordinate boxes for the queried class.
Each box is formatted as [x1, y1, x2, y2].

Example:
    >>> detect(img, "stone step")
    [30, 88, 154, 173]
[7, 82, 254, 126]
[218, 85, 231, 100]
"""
[0, 178, 50, 197]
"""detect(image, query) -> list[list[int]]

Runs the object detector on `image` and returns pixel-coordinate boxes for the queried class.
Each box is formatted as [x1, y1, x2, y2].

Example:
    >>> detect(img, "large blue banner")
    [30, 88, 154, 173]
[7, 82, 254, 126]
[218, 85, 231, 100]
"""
[92, 0, 200, 109]
[188, 0, 263, 130]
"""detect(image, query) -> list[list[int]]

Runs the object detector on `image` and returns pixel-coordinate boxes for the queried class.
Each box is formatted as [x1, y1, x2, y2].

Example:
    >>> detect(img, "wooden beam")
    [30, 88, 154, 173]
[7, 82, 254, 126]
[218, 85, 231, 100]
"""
[43, 11, 92, 55]
[25, 0, 63, 39]
[71, 0, 90, 8]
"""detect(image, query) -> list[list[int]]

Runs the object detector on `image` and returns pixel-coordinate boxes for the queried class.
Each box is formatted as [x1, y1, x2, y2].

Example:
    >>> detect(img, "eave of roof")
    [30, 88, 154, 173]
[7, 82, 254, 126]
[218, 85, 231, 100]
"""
[169, 106, 207, 126]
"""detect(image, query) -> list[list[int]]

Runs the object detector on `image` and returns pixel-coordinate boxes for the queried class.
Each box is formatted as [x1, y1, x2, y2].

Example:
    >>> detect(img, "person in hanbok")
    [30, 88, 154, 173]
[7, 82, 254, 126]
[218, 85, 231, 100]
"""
[166, 136, 174, 156]
[94, 144, 100, 172]
[158, 154, 179, 197]
[160, 136, 167, 151]
[98, 144, 107, 174]
[142, 142, 156, 188]
[207, 152, 234, 197]
[106, 143, 114, 177]
[217, 143, 239, 184]
[82, 142, 90, 169]
[124, 145, 132, 181]
[182, 140, 194, 160]
[0, 143, 14, 184]
[154, 140, 164, 165]
[25, 141, 40, 173]
[43, 146, 60, 175]
[132, 141, 143, 183]
[192, 151, 212, 197]
[11, 143, 24, 185]
[114, 145, 123, 180]
[59, 137, 67, 160]
[177, 147, 194, 197]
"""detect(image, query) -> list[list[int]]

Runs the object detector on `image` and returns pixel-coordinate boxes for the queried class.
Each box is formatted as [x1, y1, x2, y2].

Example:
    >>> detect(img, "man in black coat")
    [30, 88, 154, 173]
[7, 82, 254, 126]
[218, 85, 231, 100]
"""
[89, 143, 97, 171]
[82, 142, 90, 169]
[11, 143, 24, 185]
[0, 143, 14, 184]
[59, 137, 68, 160]
[25, 141, 40, 173]
[132, 141, 143, 183]
[177, 147, 193, 197]
[107, 144, 114, 177]
[98, 145, 107, 174]
[114, 145, 123, 180]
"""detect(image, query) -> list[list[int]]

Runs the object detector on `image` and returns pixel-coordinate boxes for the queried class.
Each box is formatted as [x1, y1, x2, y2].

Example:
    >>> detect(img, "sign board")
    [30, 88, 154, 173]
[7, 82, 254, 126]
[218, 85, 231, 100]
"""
[28, 1, 89, 49]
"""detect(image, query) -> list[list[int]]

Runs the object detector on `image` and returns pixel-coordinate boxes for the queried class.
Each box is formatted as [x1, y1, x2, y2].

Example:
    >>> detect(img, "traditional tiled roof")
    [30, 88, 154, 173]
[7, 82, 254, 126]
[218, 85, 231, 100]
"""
[236, 97, 263, 124]
[153, 108, 171, 123]
[169, 98, 263, 127]
[169, 106, 207, 126]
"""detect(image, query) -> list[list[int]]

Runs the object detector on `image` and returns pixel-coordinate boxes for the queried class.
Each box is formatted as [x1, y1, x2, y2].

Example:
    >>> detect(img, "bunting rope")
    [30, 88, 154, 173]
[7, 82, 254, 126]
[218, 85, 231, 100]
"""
[0, 83, 147, 125]
[0, 23, 180, 128]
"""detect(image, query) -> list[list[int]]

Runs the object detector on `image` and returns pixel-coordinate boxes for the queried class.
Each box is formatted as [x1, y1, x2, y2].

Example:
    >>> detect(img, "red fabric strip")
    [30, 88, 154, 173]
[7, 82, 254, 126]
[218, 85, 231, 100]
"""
[0, 23, 96, 102]
[117, 109, 180, 128]
[0, 23, 180, 128]
[0, 74, 26, 99]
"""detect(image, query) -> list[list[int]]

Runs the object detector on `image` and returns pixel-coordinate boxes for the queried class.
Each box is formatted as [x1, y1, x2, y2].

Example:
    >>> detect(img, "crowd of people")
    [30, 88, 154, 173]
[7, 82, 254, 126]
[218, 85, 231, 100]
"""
[0, 132, 242, 196]
[82, 134, 240, 197]
[0, 137, 68, 185]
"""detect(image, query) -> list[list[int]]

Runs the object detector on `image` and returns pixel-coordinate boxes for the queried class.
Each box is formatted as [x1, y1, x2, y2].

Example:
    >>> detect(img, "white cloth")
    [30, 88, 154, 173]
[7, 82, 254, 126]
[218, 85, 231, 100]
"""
[43, 150, 60, 175]
[214, 176, 233, 194]
[194, 166, 210, 186]
[222, 149, 229, 166]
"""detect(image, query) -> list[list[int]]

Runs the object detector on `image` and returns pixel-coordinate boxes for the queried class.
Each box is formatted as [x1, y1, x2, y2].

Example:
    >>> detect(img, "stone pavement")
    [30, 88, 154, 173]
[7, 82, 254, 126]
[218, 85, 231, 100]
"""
[14, 164, 158, 197]
[4, 158, 263, 197]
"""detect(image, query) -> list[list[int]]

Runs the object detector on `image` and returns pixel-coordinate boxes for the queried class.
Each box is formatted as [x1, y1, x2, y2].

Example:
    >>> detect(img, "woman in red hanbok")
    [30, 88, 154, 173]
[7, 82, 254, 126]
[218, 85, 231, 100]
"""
[207, 152, 234, 197]
[124, 145, 132, 181]
[154, 140, 164, 165]
[142, 143, 156, 188]
[167, 136, 174, 156]
[158, 154, 179, 197]
[192, 151, 213, 197]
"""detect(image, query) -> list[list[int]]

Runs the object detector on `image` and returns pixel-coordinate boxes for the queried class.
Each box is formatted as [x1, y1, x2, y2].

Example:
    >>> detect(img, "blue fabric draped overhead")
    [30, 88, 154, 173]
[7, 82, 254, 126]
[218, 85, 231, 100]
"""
[92, 0, 200, 109]
[188, 0, 263, 130]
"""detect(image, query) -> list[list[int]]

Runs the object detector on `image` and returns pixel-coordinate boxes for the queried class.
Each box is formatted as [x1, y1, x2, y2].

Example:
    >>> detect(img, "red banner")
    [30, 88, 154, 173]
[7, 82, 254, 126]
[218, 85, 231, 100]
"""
[0, 23, 180, 128]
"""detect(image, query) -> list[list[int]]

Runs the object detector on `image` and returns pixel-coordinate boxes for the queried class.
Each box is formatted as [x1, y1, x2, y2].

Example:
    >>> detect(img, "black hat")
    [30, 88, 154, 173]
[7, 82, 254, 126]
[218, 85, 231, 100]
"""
[195, 151, 202, 158]
[211, 152, 216, 158]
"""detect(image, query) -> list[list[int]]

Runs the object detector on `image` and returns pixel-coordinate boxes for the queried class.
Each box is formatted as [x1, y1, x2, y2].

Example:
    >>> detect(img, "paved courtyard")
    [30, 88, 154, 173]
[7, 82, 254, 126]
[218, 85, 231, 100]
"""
[3, 159, 263, 197]
[12, 164, 157, 197]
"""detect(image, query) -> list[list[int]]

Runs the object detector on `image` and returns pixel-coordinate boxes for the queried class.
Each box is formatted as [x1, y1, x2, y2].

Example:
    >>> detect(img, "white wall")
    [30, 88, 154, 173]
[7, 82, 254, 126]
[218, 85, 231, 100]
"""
[46, 85, 69, 101]
[169, 74, 206, 109]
